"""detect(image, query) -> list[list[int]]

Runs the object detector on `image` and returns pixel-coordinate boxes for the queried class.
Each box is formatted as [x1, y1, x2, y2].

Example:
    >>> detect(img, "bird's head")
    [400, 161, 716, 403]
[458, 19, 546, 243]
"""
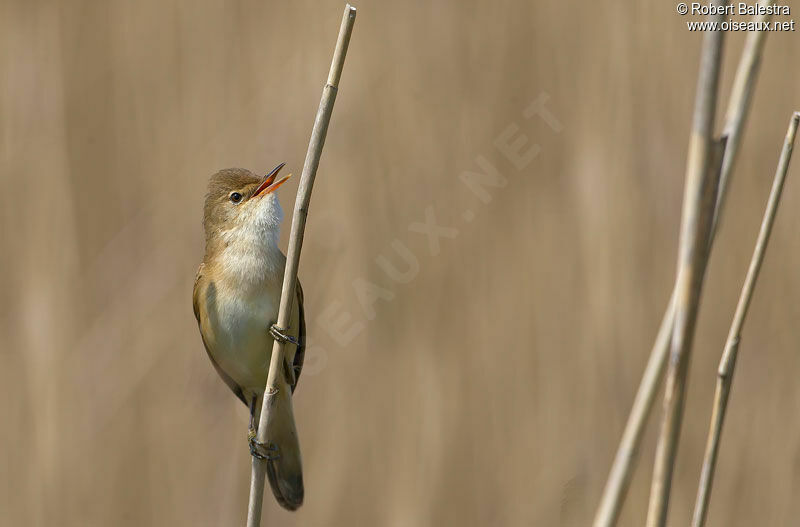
[202, 164, 291, 254]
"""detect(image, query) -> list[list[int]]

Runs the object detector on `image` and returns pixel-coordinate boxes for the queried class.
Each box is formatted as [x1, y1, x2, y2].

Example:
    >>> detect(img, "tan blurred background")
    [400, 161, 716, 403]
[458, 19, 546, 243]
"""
[2, 1, 799, 525]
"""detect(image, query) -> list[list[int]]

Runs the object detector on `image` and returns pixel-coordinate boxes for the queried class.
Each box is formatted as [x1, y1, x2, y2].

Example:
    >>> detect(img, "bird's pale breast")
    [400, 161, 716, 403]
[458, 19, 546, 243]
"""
[196, 270, 301, 402]
[209, 282, 280, 395]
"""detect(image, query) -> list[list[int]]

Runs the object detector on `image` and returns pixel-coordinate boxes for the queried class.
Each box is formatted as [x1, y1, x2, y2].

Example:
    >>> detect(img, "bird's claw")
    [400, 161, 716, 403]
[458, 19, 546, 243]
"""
[248, 432, 280, 461]
[269, 324, 300, 346]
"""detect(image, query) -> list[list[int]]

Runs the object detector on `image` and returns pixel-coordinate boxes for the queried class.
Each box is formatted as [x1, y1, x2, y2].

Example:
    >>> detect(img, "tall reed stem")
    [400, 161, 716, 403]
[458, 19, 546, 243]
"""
[246, 6, 356, 526]
[645, 3, 727, 524]
[691, 112, 799, 527]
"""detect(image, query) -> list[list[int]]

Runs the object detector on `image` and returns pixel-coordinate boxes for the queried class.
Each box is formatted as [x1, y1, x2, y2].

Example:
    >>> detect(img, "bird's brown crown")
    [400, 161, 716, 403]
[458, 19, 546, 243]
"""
[203, 168, 262, 232]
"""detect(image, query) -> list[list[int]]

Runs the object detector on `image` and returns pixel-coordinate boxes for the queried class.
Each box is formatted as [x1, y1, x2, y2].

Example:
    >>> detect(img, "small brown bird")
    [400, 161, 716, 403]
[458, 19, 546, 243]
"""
[193, 164, 306, 510]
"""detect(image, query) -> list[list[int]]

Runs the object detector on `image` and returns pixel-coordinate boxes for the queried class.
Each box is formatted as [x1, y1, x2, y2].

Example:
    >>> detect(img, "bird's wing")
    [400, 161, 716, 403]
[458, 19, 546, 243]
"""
[290, 280, 307, 393]
[193, 263, 248, 406]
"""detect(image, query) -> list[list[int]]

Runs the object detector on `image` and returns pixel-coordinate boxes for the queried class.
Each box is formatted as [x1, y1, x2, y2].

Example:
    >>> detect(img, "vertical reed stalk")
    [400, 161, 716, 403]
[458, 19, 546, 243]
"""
[645, 3, 727, 524]
[246, 6, 356, 526]
[691, 112, 799, 527]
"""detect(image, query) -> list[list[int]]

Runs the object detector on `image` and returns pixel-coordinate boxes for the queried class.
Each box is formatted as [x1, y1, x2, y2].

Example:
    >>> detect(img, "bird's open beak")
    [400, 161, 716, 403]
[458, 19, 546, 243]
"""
[252, 162, 292, 198]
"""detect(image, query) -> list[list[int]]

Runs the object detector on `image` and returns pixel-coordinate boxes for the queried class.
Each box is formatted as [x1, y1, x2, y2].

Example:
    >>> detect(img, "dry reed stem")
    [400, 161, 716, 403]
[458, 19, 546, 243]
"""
[246, 5, 356, 526]
[711, 0, 775, 239]
[592, 2, 774, 524]
[644, 4, 727, 525]
[691, 112, 799, 527]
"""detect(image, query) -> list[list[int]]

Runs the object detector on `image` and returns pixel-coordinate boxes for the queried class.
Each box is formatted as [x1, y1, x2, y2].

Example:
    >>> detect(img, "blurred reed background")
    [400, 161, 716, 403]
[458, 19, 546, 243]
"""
[2, 1, 799, 525]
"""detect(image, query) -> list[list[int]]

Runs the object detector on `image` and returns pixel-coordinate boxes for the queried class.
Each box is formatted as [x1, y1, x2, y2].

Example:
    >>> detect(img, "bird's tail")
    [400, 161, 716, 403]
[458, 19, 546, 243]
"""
[259, 382, 304, 511]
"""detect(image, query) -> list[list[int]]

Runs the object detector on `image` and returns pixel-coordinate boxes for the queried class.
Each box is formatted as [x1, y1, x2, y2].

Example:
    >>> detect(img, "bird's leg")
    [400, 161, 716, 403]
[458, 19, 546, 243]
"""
[248, 395, 280, 461]
[248, 396, 257, 438]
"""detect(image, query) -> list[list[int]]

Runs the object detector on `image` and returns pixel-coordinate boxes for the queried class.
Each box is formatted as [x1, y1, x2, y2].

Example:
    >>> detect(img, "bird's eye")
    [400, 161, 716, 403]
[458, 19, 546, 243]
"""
[229, 192, 242, 204]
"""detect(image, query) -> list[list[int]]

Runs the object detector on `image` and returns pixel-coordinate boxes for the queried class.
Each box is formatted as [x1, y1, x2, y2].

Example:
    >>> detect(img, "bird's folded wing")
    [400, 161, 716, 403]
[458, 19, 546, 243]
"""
[193, 263, 248, 405]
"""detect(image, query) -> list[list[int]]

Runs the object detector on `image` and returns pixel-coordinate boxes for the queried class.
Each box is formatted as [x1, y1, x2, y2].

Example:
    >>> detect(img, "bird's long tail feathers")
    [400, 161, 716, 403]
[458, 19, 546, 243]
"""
[258, 382, 304, 511]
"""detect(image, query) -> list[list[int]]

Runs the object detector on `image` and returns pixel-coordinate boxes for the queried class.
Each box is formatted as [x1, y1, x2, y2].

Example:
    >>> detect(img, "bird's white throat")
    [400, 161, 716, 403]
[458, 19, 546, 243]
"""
[216, 196, 285, 287]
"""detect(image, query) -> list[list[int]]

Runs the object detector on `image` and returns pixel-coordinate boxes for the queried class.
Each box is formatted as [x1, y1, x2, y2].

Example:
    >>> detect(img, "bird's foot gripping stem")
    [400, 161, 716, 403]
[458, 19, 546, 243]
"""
[248, 427, 280, 461]
[269, 324, 300, 346]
